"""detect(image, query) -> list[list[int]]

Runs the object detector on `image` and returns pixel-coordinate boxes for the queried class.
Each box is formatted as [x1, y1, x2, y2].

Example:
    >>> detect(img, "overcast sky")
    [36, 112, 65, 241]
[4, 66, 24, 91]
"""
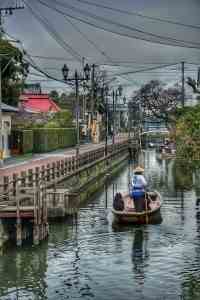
[2, 0, 200, 97]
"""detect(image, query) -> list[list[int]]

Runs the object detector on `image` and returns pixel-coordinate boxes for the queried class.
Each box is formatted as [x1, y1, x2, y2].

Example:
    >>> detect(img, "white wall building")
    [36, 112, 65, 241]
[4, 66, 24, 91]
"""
[1, 103, 19, 159]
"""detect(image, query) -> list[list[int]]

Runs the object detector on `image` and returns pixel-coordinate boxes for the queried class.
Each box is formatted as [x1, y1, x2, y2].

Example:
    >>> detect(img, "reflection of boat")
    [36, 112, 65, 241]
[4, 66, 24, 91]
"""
[112, 191, 162, 224]
[156, 146, 176, 160]
[156, 151, 176, 160]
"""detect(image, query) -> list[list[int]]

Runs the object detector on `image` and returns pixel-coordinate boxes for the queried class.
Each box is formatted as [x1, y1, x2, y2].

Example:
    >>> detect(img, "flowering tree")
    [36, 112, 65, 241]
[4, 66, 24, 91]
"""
[132, 80, 181, 125]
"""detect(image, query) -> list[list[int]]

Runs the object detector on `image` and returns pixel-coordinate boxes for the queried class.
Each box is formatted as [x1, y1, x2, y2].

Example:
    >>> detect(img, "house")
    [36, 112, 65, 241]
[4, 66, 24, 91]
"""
[1, 103, 19, 158]
[19, 93, 61, 114]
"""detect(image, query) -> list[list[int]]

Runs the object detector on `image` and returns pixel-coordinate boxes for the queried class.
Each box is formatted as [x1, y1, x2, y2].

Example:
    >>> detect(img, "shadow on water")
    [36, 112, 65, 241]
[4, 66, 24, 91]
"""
[131, 228, 149, 286]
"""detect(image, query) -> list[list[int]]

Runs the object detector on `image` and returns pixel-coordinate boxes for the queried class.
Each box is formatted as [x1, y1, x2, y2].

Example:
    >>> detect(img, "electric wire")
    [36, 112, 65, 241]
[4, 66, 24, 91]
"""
[71, 0, 200, 31]
[37, 0, 200, 50]
[107, 63, 179, 77]
[23, 0, 82, 62]
[59, 11, 112, 62]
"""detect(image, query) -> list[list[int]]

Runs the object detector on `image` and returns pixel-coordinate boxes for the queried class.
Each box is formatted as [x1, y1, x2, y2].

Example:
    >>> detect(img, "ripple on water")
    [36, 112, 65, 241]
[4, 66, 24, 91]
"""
[1, 151, 200, 300]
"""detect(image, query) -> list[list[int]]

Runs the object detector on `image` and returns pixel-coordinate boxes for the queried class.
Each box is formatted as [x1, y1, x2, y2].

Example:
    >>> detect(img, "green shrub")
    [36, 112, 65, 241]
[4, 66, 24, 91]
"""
[33, 128, 76, 153]
[11, 129, 33, 154]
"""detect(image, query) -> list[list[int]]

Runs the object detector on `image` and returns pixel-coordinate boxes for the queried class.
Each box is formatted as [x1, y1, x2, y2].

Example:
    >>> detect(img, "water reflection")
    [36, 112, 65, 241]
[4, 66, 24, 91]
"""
[1, 150, 200, 300]
[132, 228, 149, 286]
[0, 242, 48, 299]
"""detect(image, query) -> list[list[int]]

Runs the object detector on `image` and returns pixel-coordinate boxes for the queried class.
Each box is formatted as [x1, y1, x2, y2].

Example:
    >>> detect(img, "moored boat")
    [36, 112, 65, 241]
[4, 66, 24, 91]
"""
[112, 191, 162, 224]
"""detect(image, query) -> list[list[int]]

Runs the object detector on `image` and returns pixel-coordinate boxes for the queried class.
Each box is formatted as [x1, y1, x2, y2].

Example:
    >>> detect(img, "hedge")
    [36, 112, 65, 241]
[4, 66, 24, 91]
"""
[33, 128, 76, 153]
[11, 129, 33, 154]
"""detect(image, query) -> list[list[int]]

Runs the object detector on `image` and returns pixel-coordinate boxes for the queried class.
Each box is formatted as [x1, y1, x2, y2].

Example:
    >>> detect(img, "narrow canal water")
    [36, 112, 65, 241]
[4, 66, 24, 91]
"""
[1, 150, 200, 300]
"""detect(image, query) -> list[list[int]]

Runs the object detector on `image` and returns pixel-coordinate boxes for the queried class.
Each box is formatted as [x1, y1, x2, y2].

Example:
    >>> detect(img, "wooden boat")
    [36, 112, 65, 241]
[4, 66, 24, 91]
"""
[112, 191, 162, 224]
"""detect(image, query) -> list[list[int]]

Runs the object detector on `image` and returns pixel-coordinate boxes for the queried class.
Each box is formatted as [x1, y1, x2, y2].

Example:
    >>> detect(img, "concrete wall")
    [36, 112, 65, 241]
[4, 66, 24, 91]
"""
[47, 151, 129, 218]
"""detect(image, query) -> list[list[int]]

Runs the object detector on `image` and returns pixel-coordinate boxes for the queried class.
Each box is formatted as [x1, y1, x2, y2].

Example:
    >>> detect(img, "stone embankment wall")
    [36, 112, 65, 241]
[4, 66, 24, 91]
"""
[0, 140, 132, 249]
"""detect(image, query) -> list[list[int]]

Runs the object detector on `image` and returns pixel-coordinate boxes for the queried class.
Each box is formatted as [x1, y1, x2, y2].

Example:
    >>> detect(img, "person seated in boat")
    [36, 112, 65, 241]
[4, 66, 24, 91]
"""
[113, 192, 124, 211]
[131, 166, 147, 212]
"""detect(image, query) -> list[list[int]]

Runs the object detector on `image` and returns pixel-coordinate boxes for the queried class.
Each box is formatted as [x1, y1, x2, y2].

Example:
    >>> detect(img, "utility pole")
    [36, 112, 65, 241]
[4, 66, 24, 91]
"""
[0, 60, 2, 167]
[103, 85, 109, 165]
[0, 2, 24, 27]
[128, 101, 131, 141]
[75, 71, 80, 158]
[0, 2, 24, 167]
[62, 63, 91, 159]
[181, 61, 185, 108]
[112, 90, 115, 146]
[90, 64, 96, 142]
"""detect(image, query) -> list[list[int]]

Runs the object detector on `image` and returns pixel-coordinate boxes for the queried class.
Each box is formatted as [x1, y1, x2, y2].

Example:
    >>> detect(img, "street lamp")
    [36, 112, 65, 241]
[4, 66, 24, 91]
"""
[62, 63, 91, 159]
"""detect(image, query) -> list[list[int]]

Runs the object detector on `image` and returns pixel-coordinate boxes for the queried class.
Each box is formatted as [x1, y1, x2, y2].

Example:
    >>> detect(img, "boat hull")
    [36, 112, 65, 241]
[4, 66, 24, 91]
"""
[112, 191, 162, 224]
[112, 208, 162, 224]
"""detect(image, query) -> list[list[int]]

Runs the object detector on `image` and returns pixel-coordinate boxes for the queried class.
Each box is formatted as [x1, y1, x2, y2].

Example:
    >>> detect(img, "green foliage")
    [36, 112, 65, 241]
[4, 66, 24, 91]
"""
[22, 130, 34, 154]
[49, 90, 60, 104]
[176, 104, 200, 168]
[173, 159, 193, 190]
[11, 129, 33, 154]
[0, 38, 27, 106]
[43, 110, 73, 128]
[49, 91, 76, 112]
[33, 128, 76, 153]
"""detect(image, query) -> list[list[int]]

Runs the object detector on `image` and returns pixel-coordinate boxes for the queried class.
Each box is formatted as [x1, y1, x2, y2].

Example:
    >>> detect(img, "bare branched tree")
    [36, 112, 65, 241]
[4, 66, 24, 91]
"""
[187, 77, 200, 94]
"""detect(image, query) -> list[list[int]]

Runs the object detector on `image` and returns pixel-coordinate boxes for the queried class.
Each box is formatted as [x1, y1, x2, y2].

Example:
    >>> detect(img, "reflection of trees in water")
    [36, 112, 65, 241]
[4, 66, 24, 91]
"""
[131, 228, 149, 286]
[48, 219, 72, 245]
[0, 242, 48, 299]
[64, 214, 95, 299]
[140, 150, 176, 193]
[181, 208, 200, 300]
[173, 160, 194, 191]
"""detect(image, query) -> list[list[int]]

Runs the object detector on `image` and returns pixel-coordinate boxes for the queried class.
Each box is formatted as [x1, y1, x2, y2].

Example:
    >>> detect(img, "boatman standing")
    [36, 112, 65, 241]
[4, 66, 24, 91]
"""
[131, 166, 147, 212]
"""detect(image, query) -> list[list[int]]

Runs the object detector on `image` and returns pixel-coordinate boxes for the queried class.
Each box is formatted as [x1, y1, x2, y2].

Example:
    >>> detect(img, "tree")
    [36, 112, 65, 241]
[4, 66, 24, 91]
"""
[0, 38, 28, 106]
[175, 104, 200, 169]
[49, 90, 59, 104]
[132, 80, 181, 126]
[84, 67, 108, 115]
[187, 77, 200, 94]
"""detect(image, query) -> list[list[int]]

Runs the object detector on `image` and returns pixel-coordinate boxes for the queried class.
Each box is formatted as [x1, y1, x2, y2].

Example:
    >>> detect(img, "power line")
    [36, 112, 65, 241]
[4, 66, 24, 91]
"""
[27, 0, 113, 63]
[108, 63, 179, 77]
[23, 0, 83, 62]
[24, 57, 74, 86]
[0, 1, 24, 27]
[37, 0, 200, 50]
[72, 0, 200, 31]
[60, 11, 112, 62]
[29, 55, 77, 61]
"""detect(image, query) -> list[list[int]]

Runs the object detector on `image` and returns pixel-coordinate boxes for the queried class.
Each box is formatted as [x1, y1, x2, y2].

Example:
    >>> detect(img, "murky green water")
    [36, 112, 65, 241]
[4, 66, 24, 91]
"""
[1, 150, 200, 300]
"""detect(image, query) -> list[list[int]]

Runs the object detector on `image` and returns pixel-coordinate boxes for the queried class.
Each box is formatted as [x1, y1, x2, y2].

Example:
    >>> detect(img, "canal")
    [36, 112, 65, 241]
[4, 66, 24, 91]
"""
[0, 150, 200, 300]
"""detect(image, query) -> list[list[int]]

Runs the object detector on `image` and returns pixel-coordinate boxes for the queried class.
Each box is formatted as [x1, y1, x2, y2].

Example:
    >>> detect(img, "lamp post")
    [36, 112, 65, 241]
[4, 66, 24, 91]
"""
[62, 63, 91, 159]
[122, 96, 126, 138]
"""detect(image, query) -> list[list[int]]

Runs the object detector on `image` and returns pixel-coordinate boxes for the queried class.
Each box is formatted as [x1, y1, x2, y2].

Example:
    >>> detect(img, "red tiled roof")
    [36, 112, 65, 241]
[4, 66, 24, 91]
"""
[20, 94, 60, 113]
